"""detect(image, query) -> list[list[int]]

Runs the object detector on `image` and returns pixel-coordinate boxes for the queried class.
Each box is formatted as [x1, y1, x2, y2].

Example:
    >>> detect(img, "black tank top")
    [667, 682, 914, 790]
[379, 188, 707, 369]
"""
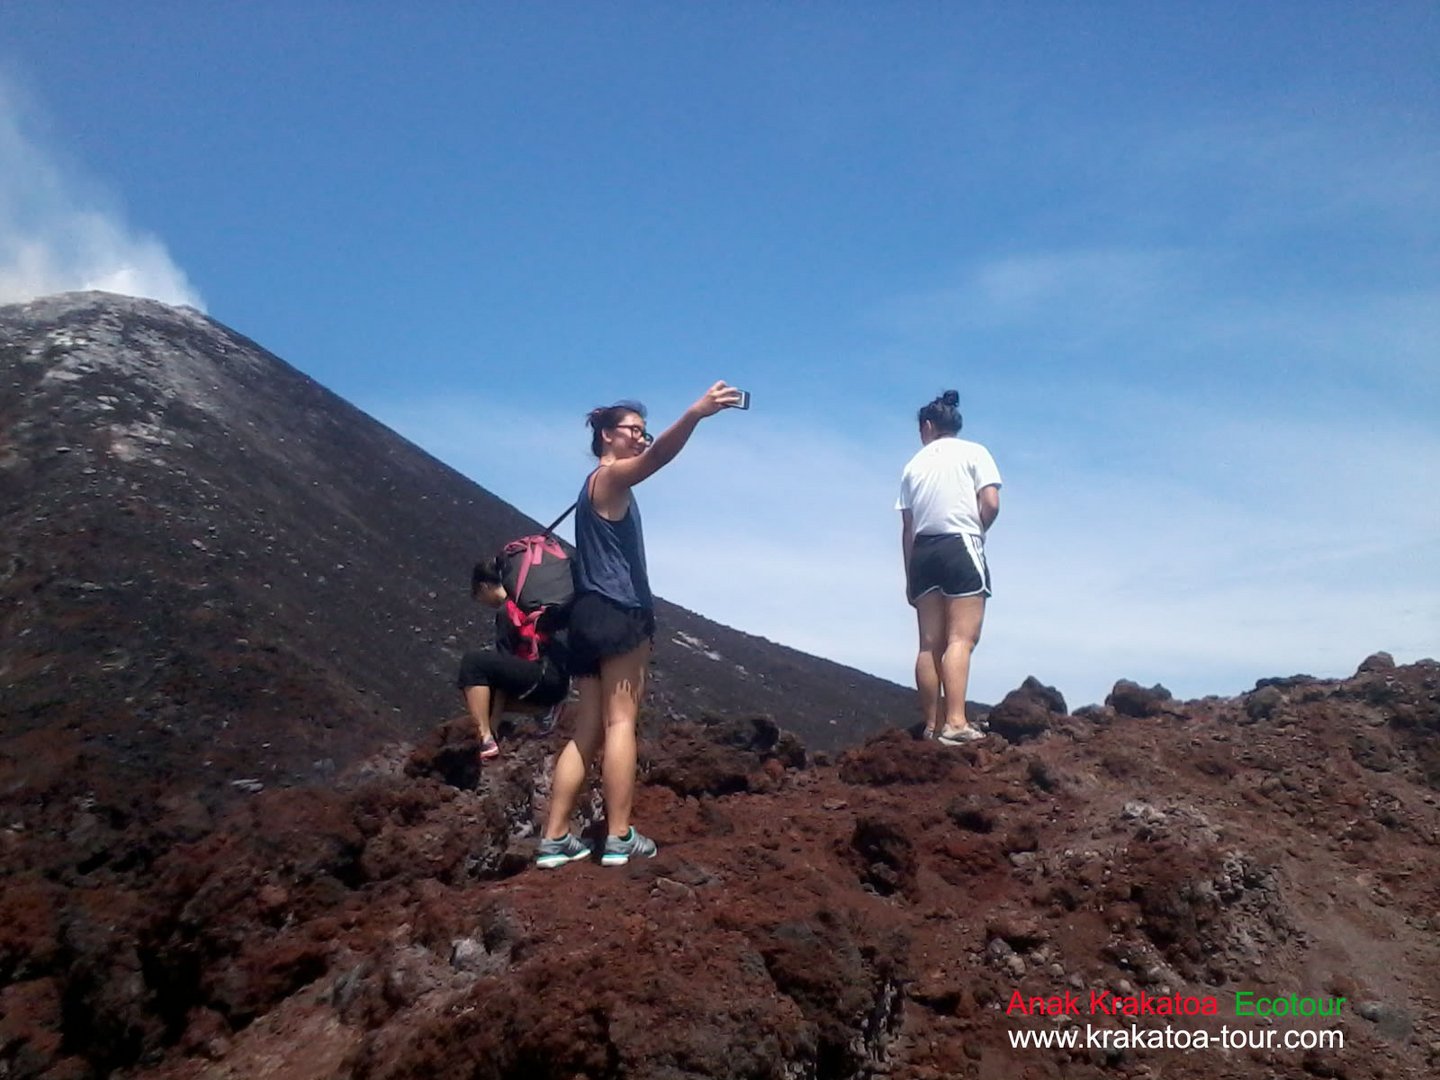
[572, 470, 653, 609]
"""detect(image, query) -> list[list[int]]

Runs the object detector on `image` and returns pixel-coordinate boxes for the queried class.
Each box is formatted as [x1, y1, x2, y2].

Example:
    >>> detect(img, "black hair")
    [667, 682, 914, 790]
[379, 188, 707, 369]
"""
[470, 557, 504, 597]
[917, 389, 963, 435]
[585, 400, 647, 458]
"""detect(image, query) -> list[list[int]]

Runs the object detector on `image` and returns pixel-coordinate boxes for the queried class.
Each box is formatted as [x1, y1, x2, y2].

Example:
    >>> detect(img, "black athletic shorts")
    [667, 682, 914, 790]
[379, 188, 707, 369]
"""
[907, 532, 991, 603]
[567, 592, 656, 678]
[456, 651, 568, 708]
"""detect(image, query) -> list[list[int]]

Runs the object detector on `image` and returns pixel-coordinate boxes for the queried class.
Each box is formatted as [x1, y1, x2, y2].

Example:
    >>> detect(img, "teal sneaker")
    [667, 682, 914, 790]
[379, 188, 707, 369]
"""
[535, 833, 591, 869]
[600, 827, 657, 866]
[537, 700, 565, 735]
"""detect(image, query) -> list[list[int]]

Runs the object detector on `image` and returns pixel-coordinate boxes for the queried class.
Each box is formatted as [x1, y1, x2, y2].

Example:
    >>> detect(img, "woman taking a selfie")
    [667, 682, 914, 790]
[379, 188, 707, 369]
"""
[537, 381, 742, 869]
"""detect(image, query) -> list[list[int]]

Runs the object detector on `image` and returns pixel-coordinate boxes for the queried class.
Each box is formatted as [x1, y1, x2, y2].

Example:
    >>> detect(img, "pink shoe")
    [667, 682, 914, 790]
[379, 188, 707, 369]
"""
[479, 737, 500, 760]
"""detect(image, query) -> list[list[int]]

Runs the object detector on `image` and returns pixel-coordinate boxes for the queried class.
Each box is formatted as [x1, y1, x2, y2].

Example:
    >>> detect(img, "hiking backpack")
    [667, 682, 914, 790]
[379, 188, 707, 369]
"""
[497, 503, 577, 662]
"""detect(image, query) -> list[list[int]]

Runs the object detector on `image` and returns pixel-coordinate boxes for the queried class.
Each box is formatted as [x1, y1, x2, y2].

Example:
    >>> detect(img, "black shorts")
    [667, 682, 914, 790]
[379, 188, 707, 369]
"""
[456, 652, 569, 708]
[907, 532, 991, 603]
[567, 592, 656, 678]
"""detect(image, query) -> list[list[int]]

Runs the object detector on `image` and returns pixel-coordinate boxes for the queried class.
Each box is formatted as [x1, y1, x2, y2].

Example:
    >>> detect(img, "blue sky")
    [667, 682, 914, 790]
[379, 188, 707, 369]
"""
[3, 3, 1436, 709]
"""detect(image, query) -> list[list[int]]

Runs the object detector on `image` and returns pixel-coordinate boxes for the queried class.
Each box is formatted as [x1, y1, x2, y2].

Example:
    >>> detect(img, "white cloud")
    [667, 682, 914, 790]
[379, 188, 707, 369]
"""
[989, 409, 1440, 707]
[1137, 116, 1440, 236]
[0, 78, 203, 308]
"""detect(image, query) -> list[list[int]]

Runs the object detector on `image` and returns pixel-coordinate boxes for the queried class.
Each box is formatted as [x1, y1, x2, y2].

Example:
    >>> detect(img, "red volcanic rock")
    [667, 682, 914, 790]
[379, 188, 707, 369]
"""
[644, 714, 805, 799]
[2, 660, 1438, 1078]
[0, 875, 62, 986]
[837, 729, 969, 786]
[0, 978, 69, 1078]
[985, 914, 1049, 952]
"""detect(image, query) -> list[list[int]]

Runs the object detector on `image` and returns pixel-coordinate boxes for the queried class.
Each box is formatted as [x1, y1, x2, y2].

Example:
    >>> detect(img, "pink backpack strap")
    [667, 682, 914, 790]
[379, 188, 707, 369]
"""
[513, 536, 543, 600]
[504, 598, 543, 661]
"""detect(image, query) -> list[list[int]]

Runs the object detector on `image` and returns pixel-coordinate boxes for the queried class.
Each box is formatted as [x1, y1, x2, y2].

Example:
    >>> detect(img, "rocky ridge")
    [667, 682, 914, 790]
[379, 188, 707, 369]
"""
[1, 655, 1436, 1079]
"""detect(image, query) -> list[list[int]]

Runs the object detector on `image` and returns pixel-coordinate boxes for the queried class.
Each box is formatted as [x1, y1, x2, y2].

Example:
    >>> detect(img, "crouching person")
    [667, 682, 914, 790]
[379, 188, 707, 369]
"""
[457, 557, 570, 761]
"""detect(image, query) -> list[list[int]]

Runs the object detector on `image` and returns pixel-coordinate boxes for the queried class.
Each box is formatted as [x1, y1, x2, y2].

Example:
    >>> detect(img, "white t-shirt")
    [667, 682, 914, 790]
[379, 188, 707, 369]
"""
[895, 437, 1002, 537]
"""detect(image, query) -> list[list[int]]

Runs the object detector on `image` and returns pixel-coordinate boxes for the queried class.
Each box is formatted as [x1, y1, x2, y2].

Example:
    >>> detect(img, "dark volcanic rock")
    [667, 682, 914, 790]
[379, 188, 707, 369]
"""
[757, 912, 906, 1076]
[1358, 650, 1396, 674]
[1106, 677, 1175, 717]
[984, 675, 1068, 742]
[849, 814, 919, 898]
[1245, 683, 1286, 721]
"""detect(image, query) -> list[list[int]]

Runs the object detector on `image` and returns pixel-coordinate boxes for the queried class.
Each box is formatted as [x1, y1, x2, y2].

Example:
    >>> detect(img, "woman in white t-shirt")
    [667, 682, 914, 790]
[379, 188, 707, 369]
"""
[896, 390, 1002, 745]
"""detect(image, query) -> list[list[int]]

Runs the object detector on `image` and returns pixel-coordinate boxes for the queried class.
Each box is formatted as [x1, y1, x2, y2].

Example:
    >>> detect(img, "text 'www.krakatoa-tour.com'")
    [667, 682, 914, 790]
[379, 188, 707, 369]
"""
[1005, 989, 1346, 1053]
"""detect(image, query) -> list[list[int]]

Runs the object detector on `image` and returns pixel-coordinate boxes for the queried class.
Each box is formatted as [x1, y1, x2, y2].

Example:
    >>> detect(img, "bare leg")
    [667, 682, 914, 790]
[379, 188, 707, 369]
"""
[598, 640, 650, 836]
[463, 686, 510, 743]
[543, 675, 605, 840]
[938, 595, 986, 736]
[914, 591, 946, 738]
[464, 685, 493, 742]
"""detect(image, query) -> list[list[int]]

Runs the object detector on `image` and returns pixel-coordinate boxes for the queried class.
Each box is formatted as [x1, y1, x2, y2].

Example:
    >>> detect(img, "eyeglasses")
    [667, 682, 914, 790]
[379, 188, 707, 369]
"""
[613, 423, 654, 445]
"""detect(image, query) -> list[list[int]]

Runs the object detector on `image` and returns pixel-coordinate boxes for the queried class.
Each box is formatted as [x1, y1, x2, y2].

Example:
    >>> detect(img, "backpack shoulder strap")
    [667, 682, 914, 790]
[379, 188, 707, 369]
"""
[542, 501, 578, 537]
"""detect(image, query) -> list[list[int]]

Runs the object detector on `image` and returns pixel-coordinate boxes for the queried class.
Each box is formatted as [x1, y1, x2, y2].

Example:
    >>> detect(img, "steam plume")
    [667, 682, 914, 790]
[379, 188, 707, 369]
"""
[0, 80, 203, 309]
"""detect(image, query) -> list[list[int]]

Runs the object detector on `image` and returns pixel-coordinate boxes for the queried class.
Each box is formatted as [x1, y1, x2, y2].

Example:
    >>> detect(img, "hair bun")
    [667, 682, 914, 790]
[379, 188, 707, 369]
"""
[941, 390, 960, 407]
